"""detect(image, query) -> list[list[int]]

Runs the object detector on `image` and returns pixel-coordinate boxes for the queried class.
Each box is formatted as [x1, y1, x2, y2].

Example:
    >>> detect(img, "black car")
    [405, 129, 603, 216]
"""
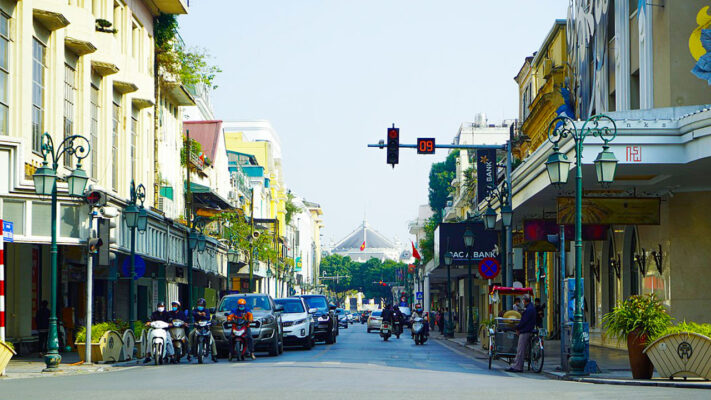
[296, 295, 338, 344]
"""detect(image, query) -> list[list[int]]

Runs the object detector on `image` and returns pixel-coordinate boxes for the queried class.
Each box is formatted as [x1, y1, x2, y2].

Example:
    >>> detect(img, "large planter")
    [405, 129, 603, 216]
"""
[644, 332, 711, 380]
[627, 330, 654, 379]
[120, 330, 136, 361]
[76, 330, 123, 363]
[0, 342, 16, 375]
[135, 329, 148, 359]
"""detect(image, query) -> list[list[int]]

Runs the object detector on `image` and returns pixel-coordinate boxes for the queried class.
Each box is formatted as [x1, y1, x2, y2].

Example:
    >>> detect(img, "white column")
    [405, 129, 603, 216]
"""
[639, 3, 654, 109]
[615, 0, 631, 111]
[423, 274, 431, 313]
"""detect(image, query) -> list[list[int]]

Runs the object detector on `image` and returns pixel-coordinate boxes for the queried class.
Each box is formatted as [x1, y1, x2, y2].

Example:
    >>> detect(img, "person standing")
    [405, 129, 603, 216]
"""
[36, 300, 50, 354]
[507, 294, 535, 373]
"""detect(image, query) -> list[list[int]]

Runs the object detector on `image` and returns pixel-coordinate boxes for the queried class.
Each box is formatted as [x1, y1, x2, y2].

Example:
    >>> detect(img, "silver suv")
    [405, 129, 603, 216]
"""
[211, 293, 285, 357]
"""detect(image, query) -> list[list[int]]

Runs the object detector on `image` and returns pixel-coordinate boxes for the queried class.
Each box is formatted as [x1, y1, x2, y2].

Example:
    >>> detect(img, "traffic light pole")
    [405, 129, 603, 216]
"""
[368, 143, 506, 150]
[85, 209, 96, 364]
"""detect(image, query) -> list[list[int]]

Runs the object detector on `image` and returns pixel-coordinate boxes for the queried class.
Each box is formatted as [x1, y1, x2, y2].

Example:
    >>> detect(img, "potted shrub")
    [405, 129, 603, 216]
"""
[0, 340, 16, 375]
[75, 322, 124, 363]
[644, 322, 711, 380]
[602, 294, 671, 379]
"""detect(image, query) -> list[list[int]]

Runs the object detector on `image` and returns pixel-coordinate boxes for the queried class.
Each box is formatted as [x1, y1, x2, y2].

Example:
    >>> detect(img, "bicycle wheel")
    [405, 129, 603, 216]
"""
[529, 336, 544, 373]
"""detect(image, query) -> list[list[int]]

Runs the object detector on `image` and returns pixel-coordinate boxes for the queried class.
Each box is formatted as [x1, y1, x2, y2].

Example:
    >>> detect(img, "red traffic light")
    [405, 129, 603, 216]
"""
[85, 190, 107, 207]
[388, 128, 398, 139]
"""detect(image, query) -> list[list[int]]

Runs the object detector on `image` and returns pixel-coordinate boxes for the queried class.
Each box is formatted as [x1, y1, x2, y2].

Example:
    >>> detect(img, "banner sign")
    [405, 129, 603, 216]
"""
[523, 219, 608, 242]
[295, 257, 302, 272]
[435, 222, 500, 267]
[557, 197, 660, 225]
[476, 149, 497, 205]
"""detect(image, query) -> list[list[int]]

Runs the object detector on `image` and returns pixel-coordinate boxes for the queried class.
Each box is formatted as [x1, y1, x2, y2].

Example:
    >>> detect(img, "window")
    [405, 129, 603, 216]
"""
[112, 99, 120, 191]
[64, 64, 76, 167]
[32, 38, 46, 153]
[0, 12, 9, 136]
[90, 83, 99, 178]
[131, 113, 137, 182]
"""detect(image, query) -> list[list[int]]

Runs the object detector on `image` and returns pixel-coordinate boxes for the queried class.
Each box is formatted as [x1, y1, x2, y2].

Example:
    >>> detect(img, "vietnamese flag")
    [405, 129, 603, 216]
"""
[360, 241, 366, 251]
[411, 241, 421, 260]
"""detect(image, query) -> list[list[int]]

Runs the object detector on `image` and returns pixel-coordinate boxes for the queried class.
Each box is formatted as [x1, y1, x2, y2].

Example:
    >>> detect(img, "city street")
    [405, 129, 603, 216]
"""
[1, 326, 707, 400]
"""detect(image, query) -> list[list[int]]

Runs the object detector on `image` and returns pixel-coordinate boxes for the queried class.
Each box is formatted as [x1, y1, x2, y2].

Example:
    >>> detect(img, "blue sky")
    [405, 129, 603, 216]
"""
[180, 0, 568, 247]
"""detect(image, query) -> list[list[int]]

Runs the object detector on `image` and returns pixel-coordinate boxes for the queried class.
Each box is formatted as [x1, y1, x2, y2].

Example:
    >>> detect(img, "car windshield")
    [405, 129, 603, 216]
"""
[274, 299, 305, 313]
[303, 296, 328, 311]
[218, 296, 272, 312]
[372, 311, 382, 317]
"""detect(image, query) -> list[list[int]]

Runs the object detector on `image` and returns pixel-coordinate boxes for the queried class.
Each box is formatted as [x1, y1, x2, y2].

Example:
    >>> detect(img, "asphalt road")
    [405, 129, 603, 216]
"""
[1, 324, 708, 400]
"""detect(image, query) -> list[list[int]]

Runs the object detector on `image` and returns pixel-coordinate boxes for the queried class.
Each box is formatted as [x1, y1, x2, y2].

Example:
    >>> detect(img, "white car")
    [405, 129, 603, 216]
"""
[275, 297, 316, 350]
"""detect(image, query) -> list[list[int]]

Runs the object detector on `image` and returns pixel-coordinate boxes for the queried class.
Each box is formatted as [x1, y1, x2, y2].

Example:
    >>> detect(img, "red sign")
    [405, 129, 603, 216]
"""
[417, 138, 435, 154]
[478, 257, 501, 280]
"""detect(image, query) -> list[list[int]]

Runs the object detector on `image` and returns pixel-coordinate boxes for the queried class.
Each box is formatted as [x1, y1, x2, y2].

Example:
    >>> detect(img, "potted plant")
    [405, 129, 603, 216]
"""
[602, 294, 671, 379]
[0, 340, 16, 375]
[75, 322, 124, 363]
[644, 322, 711, 380]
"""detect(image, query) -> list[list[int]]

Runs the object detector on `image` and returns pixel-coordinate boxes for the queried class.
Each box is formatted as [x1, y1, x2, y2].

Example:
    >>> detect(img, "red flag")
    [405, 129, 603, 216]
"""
[360, 241, 366, 251]
[411, 241, 421, 260]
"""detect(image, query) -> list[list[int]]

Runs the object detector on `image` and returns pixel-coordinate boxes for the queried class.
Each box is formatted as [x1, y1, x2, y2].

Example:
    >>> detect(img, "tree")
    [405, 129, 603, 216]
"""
[428, 150, 459, 222]
[213, 212, 278, 271]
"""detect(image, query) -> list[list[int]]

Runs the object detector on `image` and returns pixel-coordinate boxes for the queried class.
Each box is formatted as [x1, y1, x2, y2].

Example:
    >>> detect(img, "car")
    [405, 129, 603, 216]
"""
[367, 310, 383, 332]
[296, 294, 338, 344]
[336, 308, 348, 329]
[211, 293, 285, 357]
[274, 297, 316, 350]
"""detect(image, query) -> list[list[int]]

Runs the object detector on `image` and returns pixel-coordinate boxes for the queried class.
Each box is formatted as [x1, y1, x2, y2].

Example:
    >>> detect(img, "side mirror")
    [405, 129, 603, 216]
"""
[329, 304, 337, 310]
[209, 307, 216, 314]
[274, 304, 284, 312]
[308, 308, 318, 314]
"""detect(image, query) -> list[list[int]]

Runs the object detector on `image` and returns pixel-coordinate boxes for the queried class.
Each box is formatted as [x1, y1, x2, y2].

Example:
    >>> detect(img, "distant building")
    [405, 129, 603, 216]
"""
[332, 220, 401, 262]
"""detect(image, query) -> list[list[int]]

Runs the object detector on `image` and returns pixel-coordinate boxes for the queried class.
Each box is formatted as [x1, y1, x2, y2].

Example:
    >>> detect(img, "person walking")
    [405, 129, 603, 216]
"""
[507, 294, 535, 372]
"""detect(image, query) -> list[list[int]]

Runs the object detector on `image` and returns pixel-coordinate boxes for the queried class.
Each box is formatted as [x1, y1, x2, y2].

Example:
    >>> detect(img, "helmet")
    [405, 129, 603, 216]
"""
[237, 298, 247, 305]
[197, 298, 206, 306]
[157, 301, 165, 307]
[171, 300, 181, 307]
[415, 303, 422, 311]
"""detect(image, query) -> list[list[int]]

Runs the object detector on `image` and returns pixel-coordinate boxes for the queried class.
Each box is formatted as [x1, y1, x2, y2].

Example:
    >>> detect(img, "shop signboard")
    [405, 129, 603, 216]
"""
[557, 197, 660, 225]
[435, 222, 500, 267]
[476, 149, 497, 205]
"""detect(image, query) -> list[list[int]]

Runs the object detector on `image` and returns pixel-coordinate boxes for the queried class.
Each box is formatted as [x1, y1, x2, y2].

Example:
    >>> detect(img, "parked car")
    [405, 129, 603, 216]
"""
[367, 310, 383, 333]
[211, 293, 285, 357]
[296, 295, 338, 344]
[336, 308, 348, 329]
[274, 297, 316, 350]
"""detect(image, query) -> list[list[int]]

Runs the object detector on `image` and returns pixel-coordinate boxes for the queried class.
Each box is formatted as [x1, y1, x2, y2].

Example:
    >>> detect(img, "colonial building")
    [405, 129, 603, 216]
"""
[332, 220, 402, 263]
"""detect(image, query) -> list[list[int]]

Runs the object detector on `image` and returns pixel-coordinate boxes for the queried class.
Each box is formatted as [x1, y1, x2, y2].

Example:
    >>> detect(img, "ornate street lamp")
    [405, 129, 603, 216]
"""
[124, 180, 146, 330]
[443, 250, 454, 338]
[546, 114, 618, 376]
[32, 133, 90, 370]
[483, 207, 498, 230]
[227, 249, 239, 264]
[463, 228, 477, 343]
[501, 204, 513, 228]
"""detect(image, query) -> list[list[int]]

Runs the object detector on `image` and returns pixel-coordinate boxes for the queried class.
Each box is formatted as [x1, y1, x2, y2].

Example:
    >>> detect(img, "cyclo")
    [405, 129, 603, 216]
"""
[486, 286, 544, 373]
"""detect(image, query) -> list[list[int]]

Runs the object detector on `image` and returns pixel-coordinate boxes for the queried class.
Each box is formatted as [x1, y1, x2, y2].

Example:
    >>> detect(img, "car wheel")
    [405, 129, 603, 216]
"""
[278, 335, 284, 354]
[269, 336, 279, 357]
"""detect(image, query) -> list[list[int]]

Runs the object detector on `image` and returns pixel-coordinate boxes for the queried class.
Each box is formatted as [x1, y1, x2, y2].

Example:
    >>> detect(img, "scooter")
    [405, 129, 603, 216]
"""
[412, 317, 428, 345]
[225, 318, 249, 362]
[194, 320, 212, 364]
[150, 320, 170, 365]
[393, 319, 402, 339]
[380, 321, 392, 341]
[169, 319, 187, 363]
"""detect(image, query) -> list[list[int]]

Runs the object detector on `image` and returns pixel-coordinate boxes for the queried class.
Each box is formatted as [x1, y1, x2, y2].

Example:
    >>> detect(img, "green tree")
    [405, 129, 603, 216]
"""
[428, 150, 459, 222]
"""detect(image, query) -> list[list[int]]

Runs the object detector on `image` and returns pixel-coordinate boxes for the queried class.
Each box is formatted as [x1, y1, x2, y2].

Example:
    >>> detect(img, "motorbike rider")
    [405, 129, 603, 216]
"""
[187, 298, 218, 362]
[144, 301, 175, 363]
[393, 305, 404, 335]
[381, 304, 394, 324]
[410, 303, 429, 337]
[227, 298, 256, 360]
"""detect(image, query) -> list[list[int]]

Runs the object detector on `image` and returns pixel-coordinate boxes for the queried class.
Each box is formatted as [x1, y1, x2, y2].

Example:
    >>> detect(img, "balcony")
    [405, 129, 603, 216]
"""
[151, 0, 189, 15]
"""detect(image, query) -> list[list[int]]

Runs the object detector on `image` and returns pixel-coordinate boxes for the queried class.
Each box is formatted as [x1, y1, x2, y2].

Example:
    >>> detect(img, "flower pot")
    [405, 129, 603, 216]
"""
[644, 332, 711, 380]
[75, 330, 123, 363]
[0, 342, 16, 375]
[75, 342, 103, 362]
[627, 330, 654, 379]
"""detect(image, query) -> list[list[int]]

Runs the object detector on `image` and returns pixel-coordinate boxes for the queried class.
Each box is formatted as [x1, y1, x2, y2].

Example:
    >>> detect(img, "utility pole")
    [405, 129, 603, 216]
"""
[85, 210, 96, 364]
[249, 189, 254, 293]
[185, 130, 193, 319]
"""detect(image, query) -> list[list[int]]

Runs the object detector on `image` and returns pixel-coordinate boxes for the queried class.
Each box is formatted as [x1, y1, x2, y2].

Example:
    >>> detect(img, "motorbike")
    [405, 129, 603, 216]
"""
[225, 317, 249, 362]
[412, 316, 428, 345]
[169, 319, 187, 363]
[194, 320, 212, 364]
[380, 321, 392, 341]
[393, 319, 402, 339]
[150, 320, 170, 365]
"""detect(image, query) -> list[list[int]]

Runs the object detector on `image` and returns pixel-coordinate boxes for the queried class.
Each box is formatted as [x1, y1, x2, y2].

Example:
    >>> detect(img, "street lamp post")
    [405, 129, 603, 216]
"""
[186, 217, 206, 320]
[463, 228, 477, 344]
[124, 180, 147, 330]
[33, 133, 90, 370]
[483, 181, 513, 311]
[545, 115, 618, 376]
[443, 251, 454, 338]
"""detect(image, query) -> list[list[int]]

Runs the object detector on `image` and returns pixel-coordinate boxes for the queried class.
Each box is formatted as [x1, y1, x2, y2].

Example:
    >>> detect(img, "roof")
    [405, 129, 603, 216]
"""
[333, 220, 396, 251]
[184, 120, 223, 161]
[184, 181, 233, 211]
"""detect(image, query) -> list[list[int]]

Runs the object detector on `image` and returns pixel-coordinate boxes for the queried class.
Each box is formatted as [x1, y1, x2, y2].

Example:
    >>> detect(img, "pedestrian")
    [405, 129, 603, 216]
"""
[534, 298, 545, 328]
[437, 308, 444, 334]
[512, 297, 523, 314]
[507, 294, 535, 373]
[36, 300, 50, 354]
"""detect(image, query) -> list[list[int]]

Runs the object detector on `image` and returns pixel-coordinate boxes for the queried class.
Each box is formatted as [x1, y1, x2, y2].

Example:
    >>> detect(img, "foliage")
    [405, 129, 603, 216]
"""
[418, 215, 438, 265]
[180, 138, 203, 168]
[285, 192, 302, 225]
[461, 166, 477, 206]
[428, 150, 459, 221]
[2, 340, 14, 351]
[602, 294, 672, 345]
[75, 320, 145, 343]
[651, 321, 711, 341]
[179, 46, 222, 90]
[319, 255, 407, 303]
[214, 211, 278, 268]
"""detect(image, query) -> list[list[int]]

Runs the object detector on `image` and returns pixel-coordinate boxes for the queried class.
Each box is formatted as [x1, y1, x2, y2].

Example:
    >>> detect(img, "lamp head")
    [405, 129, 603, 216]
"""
[545, 149, 571, 185]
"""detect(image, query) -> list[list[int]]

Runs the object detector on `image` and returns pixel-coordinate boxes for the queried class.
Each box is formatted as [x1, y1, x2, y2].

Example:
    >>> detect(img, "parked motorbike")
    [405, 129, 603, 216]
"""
[194, 320, 212, 364]
[225, 318, 249, 362]
[150, 320, 170, 365]
[412, 317, 428, 345]
[169, 319, 187, 363]
[380, 321, 392, 341]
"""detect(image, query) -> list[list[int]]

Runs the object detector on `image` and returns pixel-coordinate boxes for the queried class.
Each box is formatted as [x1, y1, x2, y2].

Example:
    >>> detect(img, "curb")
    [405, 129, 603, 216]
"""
[440, 335, 711, 390]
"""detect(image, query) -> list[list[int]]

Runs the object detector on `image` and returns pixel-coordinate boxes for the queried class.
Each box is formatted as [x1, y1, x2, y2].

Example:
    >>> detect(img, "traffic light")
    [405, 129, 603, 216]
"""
[85, 190, 107, 207]
[386, 125, 399, 167]
[87, 237, 103, 254]
[97, 217, 116, 266]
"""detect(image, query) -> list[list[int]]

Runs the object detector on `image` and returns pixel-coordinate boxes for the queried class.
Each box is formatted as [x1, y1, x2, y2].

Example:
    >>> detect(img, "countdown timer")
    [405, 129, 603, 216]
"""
[417, 138, 435, 154]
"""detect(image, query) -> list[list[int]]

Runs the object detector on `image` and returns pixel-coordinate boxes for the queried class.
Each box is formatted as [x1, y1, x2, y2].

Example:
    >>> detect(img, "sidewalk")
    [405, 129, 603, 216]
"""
[1, 352, 140, 380]
[437, 331, 711, 389]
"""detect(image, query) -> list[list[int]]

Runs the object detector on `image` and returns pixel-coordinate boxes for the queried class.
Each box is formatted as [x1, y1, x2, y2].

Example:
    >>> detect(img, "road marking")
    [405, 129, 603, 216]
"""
[276, 361, 295, 365]
[321, 361, 340, 365]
